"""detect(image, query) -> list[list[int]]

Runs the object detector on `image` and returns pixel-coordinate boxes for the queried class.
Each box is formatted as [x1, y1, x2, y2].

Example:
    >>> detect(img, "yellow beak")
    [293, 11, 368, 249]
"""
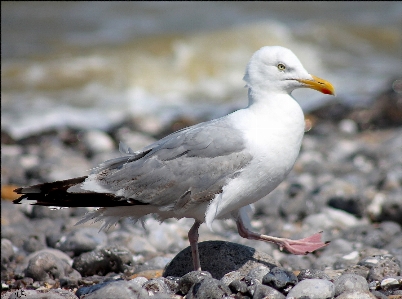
[297, 75, 335, 95]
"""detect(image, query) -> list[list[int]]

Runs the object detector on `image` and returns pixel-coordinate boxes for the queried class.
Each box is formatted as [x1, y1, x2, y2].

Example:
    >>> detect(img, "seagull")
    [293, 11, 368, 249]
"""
[14, 46, 335, 271]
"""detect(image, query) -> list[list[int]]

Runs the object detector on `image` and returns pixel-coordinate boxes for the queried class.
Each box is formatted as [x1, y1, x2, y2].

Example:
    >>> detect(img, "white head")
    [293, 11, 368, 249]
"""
[244, 46, 334, 96]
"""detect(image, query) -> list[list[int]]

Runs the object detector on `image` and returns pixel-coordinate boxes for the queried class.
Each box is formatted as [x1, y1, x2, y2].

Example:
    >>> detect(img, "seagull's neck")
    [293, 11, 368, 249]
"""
[246, 87, 296, 111]
[247, 87, 288, 107]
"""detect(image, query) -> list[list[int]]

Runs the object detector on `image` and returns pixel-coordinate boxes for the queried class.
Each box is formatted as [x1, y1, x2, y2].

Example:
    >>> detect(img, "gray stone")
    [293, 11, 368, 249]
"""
[334, 290, 376, 299]
[297, 269, 330, 281]
[334, 274, 369, 296]
[253, 284, 285, 299]
[220, 270, 243, 286]
[54, 227, 108, 256]
[76, 279, 150, 299]
[245, 265, 271, 283]
[262, 267, 297, 291]
[186, 277, 231, 299]
[367, 258, 401, 282]
[163, 241, 279, 279]
[1, 238, 15, 269]
[142, 277, 173, 295]
[24, 252, 68, 282]
[228, 279, 248, 294]
[73, 246, 133, 276]
[286, 279, 335, 299]
[178, 271, 212, 294]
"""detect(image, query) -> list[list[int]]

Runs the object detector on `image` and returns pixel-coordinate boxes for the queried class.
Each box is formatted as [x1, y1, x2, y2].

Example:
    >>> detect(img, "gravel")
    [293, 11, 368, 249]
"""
[2, 84, 402, 298]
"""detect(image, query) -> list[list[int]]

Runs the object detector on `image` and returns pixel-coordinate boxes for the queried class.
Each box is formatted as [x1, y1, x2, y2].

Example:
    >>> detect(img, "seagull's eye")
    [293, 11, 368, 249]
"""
[277, 63, 286, 71]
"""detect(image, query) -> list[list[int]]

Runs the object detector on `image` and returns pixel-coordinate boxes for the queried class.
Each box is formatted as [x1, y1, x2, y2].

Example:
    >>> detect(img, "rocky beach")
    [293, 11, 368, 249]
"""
[2, 80, 402, 299]
[2, 3, 401, 298]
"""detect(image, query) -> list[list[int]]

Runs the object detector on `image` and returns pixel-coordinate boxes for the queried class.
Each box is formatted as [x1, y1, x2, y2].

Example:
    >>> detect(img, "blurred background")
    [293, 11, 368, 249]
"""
[1, 2, 401, 140]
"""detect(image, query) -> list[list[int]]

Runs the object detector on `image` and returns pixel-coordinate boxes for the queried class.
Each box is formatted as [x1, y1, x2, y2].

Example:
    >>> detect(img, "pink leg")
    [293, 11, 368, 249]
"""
[236, 218, 329, 255]
[188, 221, 202, 271]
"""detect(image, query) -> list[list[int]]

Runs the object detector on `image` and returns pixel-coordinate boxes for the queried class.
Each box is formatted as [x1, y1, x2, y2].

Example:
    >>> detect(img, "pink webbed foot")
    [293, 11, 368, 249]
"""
[277, 231, 329, 255]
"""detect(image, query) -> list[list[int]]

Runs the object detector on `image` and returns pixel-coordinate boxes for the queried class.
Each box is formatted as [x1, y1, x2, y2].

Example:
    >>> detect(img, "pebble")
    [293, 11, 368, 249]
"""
[53, 227, 108, 256]
[186, 277, 232, 299]
[76, 279, 149, 299]
[24, 251, 76, 283]
[72, 246, 133, 277]
[262, 267, 298, 291]
[286, 278, 335, 299]
[334, 273, 369, 296]
[178, 271, 212, 294]
[253, 284, 285, 299]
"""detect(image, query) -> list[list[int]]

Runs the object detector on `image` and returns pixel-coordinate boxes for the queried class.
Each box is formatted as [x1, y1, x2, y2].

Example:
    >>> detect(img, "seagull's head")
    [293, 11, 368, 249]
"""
[244, 46, 335, 96]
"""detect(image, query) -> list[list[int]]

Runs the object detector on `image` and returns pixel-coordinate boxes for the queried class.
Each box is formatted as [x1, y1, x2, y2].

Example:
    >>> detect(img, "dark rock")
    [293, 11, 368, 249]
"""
[186, 277, 232, 299]
[262, 267, 298, 291]
[163, 241, 279, 279]
[229, 279, 248, 294]
[377, 196, 402, 225]
[178, 271, 212, 294]
[73, 246, 133, 276]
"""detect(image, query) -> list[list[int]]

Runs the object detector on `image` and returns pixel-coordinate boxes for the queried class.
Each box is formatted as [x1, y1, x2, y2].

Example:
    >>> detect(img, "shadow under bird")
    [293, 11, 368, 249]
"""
[14, 46, 335, 271]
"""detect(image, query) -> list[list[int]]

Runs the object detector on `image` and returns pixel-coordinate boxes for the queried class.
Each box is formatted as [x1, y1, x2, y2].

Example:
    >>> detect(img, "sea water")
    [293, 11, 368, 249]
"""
[2, 2, 401, 139]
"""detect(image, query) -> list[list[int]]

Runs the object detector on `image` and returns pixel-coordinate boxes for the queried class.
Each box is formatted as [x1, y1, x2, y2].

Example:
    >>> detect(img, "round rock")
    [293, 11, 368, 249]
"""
[334, 273, 369, 296]
[72, 246, 133, 276]
[186, 277, 232, 299]
[163, 241, 279, 279]
[25, 252, 68, 282]
[286, 278, 335, 299]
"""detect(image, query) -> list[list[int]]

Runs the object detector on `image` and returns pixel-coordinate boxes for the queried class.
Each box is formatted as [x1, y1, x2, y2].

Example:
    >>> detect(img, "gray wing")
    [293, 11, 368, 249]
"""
[85, 118, 252, 212]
